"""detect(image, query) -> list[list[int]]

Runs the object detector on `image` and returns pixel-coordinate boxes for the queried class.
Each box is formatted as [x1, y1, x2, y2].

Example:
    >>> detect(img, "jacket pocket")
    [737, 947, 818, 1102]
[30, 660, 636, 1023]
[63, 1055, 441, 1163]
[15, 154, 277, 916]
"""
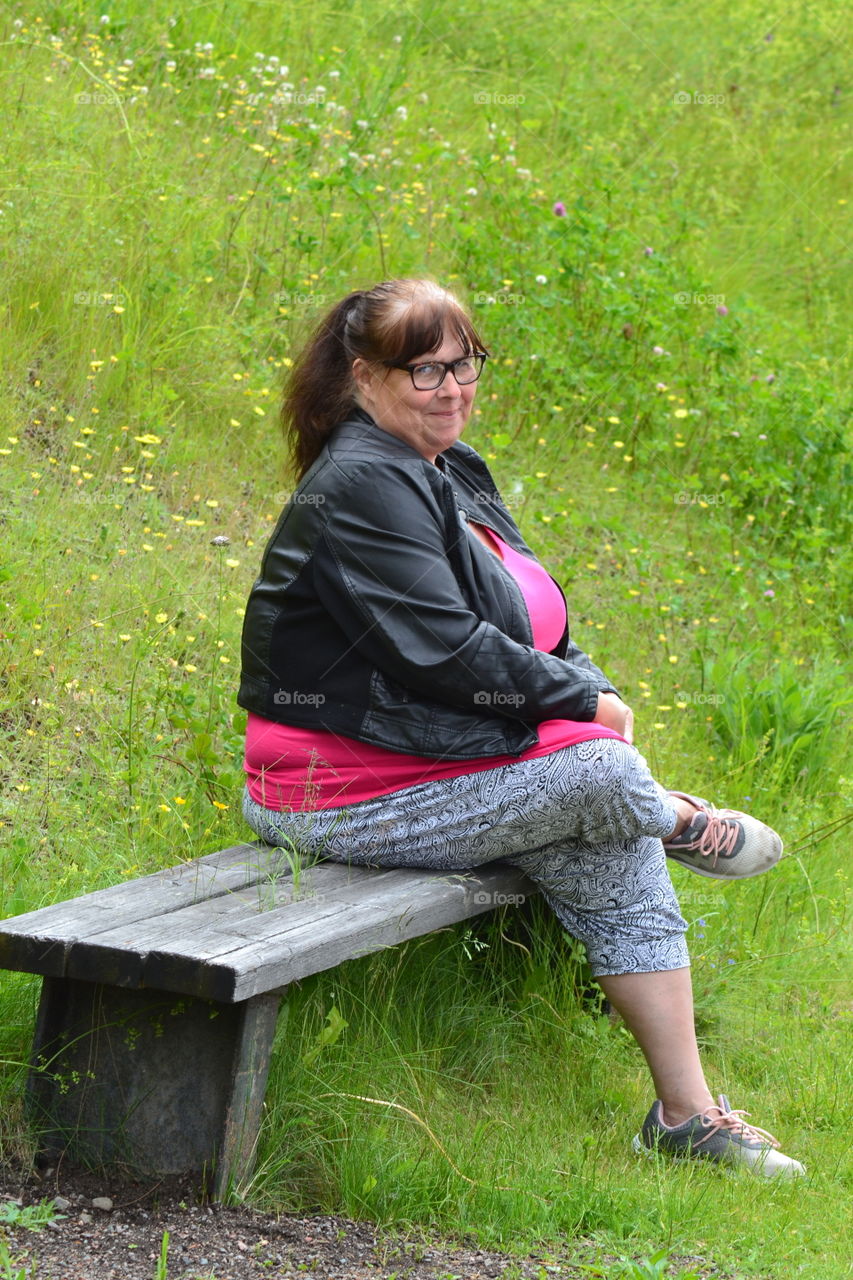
[368, 669, 410, 707]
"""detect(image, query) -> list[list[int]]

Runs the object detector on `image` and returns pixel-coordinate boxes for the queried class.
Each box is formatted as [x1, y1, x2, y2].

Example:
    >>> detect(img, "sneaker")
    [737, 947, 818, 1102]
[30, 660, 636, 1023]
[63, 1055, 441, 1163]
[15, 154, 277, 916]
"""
[632, 1096, 806, 1179]
[663, 791, 782, 880]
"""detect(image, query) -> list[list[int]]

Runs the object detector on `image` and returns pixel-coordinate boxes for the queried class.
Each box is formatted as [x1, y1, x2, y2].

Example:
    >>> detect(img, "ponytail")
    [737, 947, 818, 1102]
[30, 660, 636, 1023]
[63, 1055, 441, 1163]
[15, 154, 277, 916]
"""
[282, 292, 363, 480]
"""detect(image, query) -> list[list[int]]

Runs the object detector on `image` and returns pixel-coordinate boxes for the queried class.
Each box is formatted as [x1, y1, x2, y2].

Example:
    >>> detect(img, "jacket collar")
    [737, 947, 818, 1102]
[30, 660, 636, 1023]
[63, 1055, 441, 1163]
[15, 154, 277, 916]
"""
[330, 408, 472, 476]
[329, 409, 432, 463]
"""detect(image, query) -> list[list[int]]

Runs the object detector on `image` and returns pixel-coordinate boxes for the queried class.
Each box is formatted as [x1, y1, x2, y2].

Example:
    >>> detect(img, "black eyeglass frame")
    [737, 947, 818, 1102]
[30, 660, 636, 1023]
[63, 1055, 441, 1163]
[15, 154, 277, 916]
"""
[382, 352, 488, 390]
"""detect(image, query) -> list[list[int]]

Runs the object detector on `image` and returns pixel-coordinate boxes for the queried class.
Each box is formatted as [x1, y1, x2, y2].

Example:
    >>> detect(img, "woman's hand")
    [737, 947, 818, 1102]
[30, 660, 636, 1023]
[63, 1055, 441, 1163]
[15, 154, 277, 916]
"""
[594, 691, 634, 744]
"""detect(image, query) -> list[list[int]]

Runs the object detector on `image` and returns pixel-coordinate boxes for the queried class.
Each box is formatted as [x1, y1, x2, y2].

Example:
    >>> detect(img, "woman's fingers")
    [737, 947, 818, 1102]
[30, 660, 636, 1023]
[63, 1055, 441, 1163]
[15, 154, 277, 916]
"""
[594, 692, 635, 742]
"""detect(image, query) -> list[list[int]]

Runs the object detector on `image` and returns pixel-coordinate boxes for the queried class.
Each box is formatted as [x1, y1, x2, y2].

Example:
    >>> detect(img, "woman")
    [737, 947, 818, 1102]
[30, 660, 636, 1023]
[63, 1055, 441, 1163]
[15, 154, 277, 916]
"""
[238, 278, 803, 1178]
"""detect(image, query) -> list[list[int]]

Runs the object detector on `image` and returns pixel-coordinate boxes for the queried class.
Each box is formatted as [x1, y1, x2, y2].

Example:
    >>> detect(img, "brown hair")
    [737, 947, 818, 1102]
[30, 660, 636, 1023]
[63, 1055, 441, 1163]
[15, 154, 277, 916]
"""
[282, 279, 487, 479]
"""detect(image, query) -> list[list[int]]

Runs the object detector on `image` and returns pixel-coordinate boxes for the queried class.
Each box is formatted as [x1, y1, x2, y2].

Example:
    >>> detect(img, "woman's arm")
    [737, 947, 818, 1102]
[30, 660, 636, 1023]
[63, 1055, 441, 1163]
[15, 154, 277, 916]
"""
[312, 466, 605, 724]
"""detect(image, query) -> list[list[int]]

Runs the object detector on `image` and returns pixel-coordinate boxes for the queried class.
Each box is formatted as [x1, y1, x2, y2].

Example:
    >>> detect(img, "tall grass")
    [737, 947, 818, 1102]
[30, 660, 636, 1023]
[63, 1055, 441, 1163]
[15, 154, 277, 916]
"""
[1, 2, 851, 1276]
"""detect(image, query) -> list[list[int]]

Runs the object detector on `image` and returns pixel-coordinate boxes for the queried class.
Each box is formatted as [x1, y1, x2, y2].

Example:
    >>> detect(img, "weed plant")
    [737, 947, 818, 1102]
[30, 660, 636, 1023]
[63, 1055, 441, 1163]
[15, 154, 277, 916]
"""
[0, 2, 850, 1278]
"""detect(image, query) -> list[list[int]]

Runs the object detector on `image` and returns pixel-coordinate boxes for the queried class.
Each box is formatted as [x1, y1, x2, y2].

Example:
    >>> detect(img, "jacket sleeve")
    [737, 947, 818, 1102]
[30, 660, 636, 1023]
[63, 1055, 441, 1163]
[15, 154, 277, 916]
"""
[562, 634, 619, 696]
[312, 464, 603, 723]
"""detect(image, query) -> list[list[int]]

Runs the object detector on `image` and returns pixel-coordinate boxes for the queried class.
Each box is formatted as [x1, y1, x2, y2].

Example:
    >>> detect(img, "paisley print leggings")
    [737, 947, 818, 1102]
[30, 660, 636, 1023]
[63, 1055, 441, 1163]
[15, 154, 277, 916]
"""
[241, 738, 690, 977]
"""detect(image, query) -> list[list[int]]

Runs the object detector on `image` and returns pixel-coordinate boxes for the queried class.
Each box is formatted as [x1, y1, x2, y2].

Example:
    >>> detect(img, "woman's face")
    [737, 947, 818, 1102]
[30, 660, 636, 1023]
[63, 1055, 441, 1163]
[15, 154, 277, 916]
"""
[352, 330, 479, 463]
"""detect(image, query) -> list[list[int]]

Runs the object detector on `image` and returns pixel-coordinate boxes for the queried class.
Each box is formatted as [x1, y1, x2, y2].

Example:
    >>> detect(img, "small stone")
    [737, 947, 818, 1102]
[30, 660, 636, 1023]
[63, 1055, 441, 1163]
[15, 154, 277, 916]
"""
[92, 1197, 114, 1211]
[53, 1196, 71, 1211]
[79, 1211, 93, 1224]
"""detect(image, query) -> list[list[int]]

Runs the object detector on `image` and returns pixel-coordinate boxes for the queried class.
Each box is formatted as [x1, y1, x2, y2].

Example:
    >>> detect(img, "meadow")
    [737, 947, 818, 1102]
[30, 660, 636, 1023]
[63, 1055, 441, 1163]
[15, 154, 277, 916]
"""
[0, 1, 851, 1276]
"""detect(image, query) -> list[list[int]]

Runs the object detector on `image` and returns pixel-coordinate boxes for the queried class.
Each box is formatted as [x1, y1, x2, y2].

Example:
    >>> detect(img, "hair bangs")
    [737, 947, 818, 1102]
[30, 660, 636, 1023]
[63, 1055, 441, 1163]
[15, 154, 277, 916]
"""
[374, 283, 486, 365]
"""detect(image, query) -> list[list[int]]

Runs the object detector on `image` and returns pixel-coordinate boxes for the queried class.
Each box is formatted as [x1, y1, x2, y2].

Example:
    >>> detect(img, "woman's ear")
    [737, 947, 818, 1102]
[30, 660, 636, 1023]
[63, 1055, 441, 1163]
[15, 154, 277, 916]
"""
[351, 357, 373, 403]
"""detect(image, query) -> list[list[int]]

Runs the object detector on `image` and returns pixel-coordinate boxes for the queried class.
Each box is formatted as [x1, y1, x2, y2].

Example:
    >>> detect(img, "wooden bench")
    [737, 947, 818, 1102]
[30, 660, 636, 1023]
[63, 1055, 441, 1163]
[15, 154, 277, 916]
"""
[0, 842, 535, 1198]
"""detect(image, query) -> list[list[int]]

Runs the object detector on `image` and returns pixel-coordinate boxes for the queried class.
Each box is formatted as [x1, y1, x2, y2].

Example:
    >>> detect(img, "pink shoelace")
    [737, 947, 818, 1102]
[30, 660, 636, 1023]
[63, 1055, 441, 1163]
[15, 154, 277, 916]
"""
[681, 807, 741, 866]
[691, 1096, 781, 1150]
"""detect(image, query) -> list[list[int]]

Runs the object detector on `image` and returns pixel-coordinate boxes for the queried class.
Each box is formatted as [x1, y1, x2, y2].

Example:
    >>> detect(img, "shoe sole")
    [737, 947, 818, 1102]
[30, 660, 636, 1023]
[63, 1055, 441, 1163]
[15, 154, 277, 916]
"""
[631, 1132, 806, 1179]
[665, 836, 784, 881]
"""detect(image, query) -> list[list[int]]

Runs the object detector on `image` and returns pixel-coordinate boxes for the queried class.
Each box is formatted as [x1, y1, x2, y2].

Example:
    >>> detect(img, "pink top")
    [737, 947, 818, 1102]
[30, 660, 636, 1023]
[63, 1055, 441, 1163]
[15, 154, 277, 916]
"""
[244, 526, 624, 810]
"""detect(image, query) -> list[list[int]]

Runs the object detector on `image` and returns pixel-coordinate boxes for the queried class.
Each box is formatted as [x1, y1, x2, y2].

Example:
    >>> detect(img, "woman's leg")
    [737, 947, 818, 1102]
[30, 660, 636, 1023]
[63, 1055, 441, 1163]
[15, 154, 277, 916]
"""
[241, 739, 680, 875]
[242, 741, 803, 1173]
[598, 968, 714, 1123]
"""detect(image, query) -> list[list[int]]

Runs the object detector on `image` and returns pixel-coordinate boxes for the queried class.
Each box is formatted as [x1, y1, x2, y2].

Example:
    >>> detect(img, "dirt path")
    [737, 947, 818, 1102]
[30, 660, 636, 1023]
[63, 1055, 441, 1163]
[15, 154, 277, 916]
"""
[1, 1163, 731, 1279]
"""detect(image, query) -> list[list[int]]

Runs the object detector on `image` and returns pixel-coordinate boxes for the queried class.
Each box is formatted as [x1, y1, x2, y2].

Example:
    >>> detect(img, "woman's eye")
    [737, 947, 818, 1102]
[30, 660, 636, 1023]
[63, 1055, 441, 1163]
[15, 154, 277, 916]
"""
[416, 364, 440, 377]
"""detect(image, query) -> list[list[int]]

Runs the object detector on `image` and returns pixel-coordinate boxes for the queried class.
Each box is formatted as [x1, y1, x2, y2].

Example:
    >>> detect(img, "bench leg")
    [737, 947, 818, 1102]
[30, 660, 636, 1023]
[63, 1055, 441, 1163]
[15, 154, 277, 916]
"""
[27, 976, 281, 1198]
[214, 990, 280, 1200]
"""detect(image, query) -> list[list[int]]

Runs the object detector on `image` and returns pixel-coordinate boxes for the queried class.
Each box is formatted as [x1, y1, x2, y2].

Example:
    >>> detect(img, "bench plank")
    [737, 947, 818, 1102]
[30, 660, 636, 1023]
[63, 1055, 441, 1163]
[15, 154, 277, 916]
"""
[59, 865, 531, 1001]
[147, 865, 532, 1001]
[1, 855, 534, 1002]
[60, 863, 387, 990]
[0, 843, 289, 975]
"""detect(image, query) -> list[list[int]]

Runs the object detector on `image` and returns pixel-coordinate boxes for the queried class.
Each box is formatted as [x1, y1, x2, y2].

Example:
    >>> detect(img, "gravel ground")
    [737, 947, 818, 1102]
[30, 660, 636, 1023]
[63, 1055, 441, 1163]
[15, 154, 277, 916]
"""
[0, 1163, 734, 1279]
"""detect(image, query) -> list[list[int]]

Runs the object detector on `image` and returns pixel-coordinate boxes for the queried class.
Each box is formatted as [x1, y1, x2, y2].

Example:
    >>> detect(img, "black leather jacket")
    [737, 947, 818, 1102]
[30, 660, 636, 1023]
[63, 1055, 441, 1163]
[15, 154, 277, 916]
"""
[238, 410, 619, 761]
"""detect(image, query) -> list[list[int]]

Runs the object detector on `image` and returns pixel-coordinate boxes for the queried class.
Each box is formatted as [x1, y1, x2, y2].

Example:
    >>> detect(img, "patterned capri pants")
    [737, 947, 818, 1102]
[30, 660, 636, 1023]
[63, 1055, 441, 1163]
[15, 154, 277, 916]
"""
[241, 737, 690, 978]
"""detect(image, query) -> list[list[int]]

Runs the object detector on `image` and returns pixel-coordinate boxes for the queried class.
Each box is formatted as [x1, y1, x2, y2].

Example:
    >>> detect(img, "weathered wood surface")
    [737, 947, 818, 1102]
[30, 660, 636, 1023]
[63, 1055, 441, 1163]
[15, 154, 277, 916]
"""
[27, 976, 279, 1184]
[0, 843, 275, 976]
[1, 847, 536, 1003]
[214, 992, 282, 1199]
[147, 864, 534, 1002]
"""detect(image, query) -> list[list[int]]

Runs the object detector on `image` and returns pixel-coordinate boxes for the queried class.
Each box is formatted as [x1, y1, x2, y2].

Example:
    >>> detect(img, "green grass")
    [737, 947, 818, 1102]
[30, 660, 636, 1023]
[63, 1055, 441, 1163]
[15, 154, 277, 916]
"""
[1, 1, 851, 1277]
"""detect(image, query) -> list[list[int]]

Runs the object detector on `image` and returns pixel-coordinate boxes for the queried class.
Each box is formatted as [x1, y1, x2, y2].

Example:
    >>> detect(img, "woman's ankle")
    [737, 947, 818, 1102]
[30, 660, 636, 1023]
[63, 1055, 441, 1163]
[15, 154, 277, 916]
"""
[659, 1094, 716, 1127]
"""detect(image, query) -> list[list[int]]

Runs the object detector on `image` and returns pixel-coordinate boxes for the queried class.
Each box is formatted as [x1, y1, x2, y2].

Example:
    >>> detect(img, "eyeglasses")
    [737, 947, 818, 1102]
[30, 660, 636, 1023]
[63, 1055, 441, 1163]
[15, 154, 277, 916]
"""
[383, 352, 487, 391]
